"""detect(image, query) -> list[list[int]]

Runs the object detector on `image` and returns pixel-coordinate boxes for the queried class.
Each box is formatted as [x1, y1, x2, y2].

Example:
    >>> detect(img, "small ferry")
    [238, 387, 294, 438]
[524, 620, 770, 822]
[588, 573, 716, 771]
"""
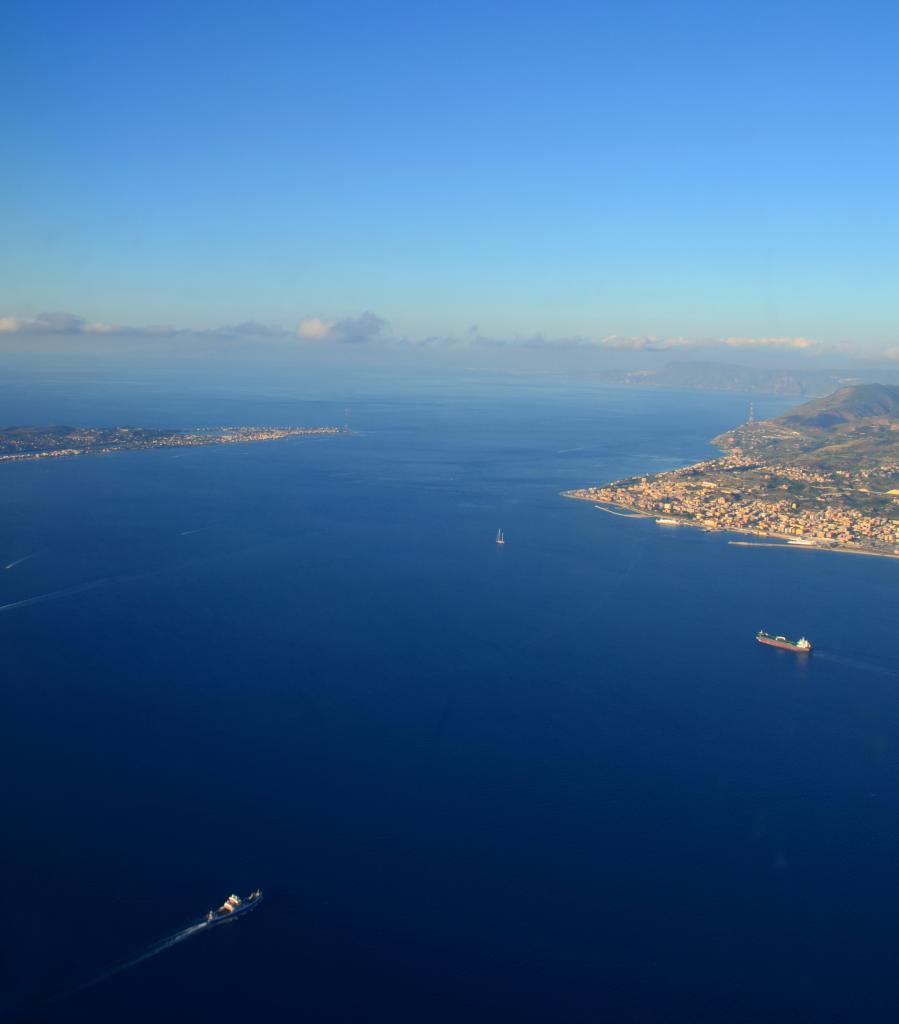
[496, 528, 505, 545]
[206, 890, 263, 925]
[656, 517, 679, 525]
[756, 630, 812, 653]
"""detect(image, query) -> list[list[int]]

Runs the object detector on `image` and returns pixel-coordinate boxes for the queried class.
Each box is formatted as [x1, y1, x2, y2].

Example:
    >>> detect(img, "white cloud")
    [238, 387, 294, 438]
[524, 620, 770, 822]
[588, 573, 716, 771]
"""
[0, 312, 179, 337]
[600, 335, 685, 351]
[329, 311, 389, 344]
[0, 312, 87, 334]
[203, 321, 291, 339]
[597, 334, 842, 355]
[1, 310, 892, 364]
[296, 317, 333, 340]
[296, 312, 390, 344]
[721, 336, 831, 352]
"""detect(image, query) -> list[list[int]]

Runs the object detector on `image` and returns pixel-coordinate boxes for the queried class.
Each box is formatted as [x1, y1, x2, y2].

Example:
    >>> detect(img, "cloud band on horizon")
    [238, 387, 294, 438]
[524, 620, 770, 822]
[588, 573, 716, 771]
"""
[1, 309, 896, 361]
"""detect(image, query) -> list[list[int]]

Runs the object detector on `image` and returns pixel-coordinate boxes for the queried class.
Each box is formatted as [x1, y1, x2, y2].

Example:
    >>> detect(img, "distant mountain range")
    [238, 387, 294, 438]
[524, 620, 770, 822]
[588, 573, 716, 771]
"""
[606, 361, 857, 397]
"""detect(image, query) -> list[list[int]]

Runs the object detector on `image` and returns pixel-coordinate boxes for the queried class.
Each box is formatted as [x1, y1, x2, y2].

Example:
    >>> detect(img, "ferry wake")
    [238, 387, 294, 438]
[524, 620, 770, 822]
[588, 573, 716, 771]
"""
[60, 890, 263, 998]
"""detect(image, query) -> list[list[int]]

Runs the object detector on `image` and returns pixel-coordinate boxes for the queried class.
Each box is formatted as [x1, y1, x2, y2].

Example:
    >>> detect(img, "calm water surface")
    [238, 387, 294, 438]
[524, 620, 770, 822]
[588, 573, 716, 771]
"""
[2, 367, 898, 1022]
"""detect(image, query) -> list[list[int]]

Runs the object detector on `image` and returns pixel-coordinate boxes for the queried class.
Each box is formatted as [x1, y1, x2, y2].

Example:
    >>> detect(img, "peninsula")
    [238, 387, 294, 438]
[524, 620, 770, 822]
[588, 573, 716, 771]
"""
[0, 424, 342, 462]
[564, 384, 899, 557]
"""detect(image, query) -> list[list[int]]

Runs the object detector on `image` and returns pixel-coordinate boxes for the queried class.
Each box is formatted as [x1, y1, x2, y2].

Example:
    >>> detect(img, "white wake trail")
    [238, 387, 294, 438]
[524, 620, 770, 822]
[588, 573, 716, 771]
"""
[4, 553, 36, 570]
[812, 649, 899, 679]
[67, 921, 209, 995]
[0, 578, 110, 613]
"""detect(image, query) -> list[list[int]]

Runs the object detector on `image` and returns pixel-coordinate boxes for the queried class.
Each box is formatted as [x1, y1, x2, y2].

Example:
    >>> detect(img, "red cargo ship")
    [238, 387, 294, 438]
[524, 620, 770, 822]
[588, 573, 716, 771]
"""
[756, 630, 811, 653]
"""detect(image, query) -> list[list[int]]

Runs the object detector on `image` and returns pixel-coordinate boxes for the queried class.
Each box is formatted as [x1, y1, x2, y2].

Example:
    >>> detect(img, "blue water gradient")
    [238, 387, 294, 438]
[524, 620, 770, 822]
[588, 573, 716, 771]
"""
[2, 368, 898, 1022]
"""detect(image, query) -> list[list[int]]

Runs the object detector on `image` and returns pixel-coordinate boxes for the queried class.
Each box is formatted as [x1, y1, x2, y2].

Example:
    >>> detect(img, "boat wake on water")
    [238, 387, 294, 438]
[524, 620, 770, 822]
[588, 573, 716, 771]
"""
[4, 553, 36, 570]
[0, 550, 281, 619]
[55, 890, 262, 1002]
[65, 921, 211, 996]
[811, 650, 899, 680]
[0, 578, 112, 613]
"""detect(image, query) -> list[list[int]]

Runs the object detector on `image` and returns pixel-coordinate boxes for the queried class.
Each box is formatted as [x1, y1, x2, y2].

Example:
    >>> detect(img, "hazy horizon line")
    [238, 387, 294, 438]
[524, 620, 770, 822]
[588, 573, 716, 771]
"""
[3, 310, 898, 364]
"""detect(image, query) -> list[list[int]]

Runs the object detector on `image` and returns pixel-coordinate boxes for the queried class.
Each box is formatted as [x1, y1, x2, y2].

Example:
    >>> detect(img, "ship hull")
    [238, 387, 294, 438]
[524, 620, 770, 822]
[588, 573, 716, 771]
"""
[206, 893, 263, 925]
[757, 637, 811, 653]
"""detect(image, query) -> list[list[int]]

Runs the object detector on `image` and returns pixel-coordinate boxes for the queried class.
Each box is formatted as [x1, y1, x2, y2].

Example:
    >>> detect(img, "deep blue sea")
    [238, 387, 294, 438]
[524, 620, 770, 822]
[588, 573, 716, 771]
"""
[2, 362, 899, 1022]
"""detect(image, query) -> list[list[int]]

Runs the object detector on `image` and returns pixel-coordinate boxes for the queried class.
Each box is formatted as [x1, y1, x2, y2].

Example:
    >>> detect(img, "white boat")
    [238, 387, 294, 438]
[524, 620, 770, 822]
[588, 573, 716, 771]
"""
[496, 528, 505, 545]
[656, 517, 679, 525]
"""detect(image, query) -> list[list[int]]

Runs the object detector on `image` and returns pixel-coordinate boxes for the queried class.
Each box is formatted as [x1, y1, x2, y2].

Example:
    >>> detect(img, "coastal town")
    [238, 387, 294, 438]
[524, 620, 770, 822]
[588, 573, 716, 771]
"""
[565, 452, 899, 555]
[565, 384, 899, 558]
[0, 425, 342, 462]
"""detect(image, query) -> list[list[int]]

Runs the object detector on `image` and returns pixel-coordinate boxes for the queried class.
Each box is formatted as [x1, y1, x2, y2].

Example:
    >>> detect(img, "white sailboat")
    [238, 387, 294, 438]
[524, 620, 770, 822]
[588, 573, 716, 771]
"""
[496, 528, 505, 545]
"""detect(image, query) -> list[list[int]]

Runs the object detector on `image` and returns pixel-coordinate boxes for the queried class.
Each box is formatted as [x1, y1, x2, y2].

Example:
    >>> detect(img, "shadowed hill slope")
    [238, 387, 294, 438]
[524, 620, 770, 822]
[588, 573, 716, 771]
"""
[776, 383, 899, 430]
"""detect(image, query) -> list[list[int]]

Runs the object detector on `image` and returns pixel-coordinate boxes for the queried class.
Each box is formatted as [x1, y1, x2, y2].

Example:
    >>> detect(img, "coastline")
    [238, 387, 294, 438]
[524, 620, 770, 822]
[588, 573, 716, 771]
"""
[562, 490, 899, 562]
[0, 427, 342, 464]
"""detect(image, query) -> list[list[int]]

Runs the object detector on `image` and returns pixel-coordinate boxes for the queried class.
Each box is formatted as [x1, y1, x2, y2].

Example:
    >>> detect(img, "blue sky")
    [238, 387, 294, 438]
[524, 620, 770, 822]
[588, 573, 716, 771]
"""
[3, 0, 899, 354]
